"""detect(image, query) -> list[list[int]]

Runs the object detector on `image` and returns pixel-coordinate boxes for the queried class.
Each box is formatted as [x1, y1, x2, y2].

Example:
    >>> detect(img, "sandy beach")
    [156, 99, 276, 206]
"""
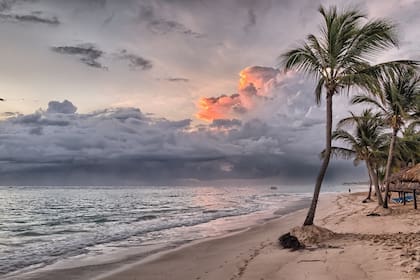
[16, 191, 420, 280]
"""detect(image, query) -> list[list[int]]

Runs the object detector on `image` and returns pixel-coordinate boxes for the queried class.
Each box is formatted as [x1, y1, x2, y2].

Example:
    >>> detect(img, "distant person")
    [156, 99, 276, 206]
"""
[349, 188, 351, 193]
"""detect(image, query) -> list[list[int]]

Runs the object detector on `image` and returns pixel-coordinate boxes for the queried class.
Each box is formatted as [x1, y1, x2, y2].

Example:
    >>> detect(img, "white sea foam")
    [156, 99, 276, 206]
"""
[0, 184, 358, 277]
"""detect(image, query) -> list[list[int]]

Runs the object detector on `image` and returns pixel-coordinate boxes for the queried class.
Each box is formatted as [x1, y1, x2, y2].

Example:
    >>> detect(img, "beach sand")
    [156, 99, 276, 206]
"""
[19, 192, 420, 280]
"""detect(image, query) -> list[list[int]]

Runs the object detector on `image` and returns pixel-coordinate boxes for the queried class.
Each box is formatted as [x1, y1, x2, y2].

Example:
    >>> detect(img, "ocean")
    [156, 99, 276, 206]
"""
[0, 184, 364, 278]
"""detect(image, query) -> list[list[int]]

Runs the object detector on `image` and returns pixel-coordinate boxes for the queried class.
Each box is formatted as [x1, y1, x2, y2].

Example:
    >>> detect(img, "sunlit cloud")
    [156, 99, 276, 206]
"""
[196, 66, 298, 122]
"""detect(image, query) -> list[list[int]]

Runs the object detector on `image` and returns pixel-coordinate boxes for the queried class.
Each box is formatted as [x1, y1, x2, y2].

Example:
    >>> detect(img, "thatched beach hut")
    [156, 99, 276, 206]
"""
[387, 163, 420, 209]
[387, 164, 420, 184]
[399, 164, 420, 183]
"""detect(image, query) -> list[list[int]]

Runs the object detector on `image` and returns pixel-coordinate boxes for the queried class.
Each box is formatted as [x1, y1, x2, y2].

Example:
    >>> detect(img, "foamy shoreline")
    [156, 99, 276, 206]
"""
[5, 192, 313, 280]
[11, 190, 420, 280]
[96, 191, 419, 280]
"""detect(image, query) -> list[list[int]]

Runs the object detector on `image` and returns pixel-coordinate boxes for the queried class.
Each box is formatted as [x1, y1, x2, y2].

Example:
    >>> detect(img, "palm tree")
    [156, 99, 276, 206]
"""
[352, 68, 420, 208]
[280, 5, 415, 225]
[330, 110, 386, 205]
[394, 126, 420, 168]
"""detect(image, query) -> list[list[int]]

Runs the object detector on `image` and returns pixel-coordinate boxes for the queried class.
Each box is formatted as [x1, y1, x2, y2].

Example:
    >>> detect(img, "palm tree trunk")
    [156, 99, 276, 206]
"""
[377, 167, 385, 192]
[367, 161, 383, 205]
[303, 92, 333, 226]
[365, 161, 372, 200]
[383, 127, 398, 208]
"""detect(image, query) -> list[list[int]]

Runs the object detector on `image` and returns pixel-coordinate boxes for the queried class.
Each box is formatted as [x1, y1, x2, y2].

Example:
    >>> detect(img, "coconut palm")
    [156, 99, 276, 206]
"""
[280, 5, 415, 225]
[329, 110, 386, 204]
[352, 68, 420, 208]
[394, 127, 420, 168]
[406, 104, 420, 133]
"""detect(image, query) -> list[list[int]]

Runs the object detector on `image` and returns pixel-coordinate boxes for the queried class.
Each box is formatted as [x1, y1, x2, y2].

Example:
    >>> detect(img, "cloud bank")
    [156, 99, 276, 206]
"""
[0, 67, 365, 185]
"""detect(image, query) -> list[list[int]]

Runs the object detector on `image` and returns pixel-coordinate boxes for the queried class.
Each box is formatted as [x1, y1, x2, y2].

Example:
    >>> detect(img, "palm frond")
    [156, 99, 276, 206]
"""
[327, 146, 357, 160]
[314, 77, 325, 105]
[351, 95, 387, 112]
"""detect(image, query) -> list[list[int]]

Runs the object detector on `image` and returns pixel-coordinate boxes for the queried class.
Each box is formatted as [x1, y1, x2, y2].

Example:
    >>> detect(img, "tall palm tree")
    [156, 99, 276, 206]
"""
[330, 110, 386, 205]
[352, 68, 420, 208]
[280, 5, 414, 225]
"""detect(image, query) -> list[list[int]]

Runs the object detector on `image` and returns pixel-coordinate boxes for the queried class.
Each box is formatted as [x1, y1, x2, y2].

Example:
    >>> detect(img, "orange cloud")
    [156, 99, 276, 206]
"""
[196, 94, 242, 121]
[238, 66, 278, 93]
[196, 66, 280, 121]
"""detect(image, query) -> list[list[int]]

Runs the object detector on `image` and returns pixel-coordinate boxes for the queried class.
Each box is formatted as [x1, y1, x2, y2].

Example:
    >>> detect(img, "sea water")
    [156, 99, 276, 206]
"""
[0, 184, 363, 277]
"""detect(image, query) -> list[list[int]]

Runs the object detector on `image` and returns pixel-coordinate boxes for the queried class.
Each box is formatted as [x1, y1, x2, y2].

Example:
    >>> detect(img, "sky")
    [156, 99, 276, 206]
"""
[0, 0, 419, 186]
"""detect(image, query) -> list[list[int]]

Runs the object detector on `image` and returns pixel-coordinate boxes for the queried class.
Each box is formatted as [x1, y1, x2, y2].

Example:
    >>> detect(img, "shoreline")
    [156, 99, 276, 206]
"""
[10, 190, 419, 280]
[19, 190, 420, 280]
[93, 196, 319, 280]
[7, 192, 315, 280]
[97, 191, 420, 280]
[95, 193, 336, 280]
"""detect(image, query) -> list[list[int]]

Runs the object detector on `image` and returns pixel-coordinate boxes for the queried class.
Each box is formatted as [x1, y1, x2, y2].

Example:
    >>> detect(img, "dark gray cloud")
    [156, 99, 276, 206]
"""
[29, 126, 43, 135]
[94, 107, 146, 121]
[0, 0, 60, 25]
[47, 100, 77, 114]
[210, 119, 242, 128]
[138, 3, 204, 38]
[0, 0, 14, 12]
[118, 49, 153, 71]
[1, 111, 18, 117]
[244, 8, 256, 31]
[102, 11, 114, 25]
[0, 12, 60, 25]
[51, 44, 106, 69]
[13, 112, 71, 126]
[148, 19, 203, 38]
[0, 0, 40, 12]
[0, 154, 364, 186]
[76, 0, 107, 9]
[51, 45, 153, 71]
[166, 77, 189, 82]
[0, 94, 366, 185]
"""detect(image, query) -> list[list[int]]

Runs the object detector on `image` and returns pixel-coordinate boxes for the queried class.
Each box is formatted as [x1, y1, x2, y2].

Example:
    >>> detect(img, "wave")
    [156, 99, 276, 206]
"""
[133, 215, 158, 221]
[15, 229, 90, 237]
[0, 186, 314, 277]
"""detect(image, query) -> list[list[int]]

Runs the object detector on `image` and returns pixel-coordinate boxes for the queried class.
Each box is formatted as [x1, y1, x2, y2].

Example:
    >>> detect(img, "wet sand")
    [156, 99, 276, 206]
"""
[14, 192, 420, 280]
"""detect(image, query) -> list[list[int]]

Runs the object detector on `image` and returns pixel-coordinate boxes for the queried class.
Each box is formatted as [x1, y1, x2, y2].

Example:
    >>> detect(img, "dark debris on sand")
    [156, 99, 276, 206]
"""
[278, 232, 305, 251]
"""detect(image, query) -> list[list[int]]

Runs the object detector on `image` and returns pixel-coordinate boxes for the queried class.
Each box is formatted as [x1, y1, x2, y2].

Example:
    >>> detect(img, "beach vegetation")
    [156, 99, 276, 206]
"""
[352, 68, 420, 208]
[280, 5, 414, 225]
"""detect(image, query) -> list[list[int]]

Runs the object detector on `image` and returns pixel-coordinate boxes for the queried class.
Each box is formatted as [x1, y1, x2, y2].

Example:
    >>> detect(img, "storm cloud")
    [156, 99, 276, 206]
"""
[0, 87, 365, 185]
[0, 0, 417, 185]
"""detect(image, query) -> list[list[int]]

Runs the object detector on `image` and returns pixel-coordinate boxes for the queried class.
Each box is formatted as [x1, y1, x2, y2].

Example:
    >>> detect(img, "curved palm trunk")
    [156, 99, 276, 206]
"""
[303, 92, 333, 226]
[367, 161, 383, 205]
[383, 127, 398, 208]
